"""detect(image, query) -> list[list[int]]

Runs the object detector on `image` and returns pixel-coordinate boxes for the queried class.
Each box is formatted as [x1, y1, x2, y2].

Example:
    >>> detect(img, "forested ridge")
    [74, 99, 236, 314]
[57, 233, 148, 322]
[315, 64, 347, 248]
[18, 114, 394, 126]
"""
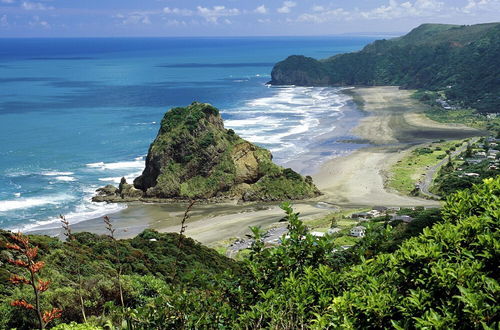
[270, 23, 500, 113]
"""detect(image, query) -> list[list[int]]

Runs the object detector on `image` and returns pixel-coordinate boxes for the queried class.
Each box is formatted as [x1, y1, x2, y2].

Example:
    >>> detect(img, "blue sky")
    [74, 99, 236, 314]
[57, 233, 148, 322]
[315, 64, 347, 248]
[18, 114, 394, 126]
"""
[0, 0, 499, 37]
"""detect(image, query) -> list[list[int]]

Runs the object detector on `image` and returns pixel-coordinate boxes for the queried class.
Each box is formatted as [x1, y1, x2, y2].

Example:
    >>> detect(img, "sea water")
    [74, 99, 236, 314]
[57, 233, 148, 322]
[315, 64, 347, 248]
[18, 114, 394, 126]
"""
[0, 36, 376, 231]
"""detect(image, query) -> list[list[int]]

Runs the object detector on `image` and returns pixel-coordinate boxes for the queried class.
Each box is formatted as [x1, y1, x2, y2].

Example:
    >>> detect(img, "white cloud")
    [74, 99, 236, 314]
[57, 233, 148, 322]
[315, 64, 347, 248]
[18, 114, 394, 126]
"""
[360, 0, 445, 19]
[277, 1, 296, 14]
[22, 1, 53, 11]
[0, 14, 8, 27]
[196, 6, 239, 24]
[1, 0, 15, 4]
[312, 5, 325, 12]
[29, 15, 49, 28]
[163, 7, 193, 16]
[254, 5, 268, 14]
[257, 18, 271, 23]
[462, 0, 500, 13]
[165, 19, 187, 27]
[117, 12, 152, 25]
[297, 8, 351, 23]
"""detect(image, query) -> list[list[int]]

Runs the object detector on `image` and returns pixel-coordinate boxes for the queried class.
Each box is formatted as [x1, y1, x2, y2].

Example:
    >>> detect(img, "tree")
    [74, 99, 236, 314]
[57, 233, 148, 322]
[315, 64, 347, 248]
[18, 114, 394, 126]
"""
[6, 233, 62, 329]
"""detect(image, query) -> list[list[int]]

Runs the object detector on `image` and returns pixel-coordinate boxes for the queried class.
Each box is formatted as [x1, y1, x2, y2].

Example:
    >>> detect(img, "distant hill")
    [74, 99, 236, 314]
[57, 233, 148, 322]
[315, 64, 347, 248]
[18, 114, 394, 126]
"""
[270, 23, 500, 113]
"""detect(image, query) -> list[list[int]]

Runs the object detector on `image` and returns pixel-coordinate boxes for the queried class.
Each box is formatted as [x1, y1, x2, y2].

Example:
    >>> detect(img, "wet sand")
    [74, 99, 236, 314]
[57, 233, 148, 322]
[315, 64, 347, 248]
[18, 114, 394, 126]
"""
[313, 86, 483, 206]
[29, 86, 485, 245]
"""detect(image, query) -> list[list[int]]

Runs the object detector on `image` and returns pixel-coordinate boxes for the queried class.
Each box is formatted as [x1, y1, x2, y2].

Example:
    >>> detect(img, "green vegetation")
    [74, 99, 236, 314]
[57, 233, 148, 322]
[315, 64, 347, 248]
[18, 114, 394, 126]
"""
[271, 23, 500, 113]
[2, 177, 499, 328]
[0, 229, 240, 329]
[388, 140, 463, 195]
[413, 90, 500, 132]
[97, 102, 320, 202]
[432, 137, 499, 195]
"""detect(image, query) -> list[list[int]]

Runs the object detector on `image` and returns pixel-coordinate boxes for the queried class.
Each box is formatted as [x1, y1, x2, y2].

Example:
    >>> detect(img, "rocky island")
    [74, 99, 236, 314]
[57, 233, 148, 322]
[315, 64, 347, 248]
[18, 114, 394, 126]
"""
[94, 102, 320, 203]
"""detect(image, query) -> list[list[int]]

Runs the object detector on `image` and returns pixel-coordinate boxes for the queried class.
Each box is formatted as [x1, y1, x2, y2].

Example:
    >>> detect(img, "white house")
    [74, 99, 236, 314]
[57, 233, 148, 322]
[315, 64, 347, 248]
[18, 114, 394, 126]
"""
[475, 152, 487, 158]
[465, 172, 480, 177]
[350, 226, 366, 237]
[327, 228, 341, 235]
[391, 215, 414, 223]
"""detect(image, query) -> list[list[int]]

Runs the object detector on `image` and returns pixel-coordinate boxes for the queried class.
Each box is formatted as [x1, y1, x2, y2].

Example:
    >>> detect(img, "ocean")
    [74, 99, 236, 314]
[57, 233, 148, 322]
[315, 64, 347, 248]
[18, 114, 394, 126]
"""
[0, 36, 376, 231]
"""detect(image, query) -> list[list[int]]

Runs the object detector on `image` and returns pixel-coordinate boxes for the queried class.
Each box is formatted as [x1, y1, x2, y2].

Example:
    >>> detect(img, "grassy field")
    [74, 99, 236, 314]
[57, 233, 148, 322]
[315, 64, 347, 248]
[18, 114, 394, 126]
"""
[303, 208, 366, 230]
[303, 209, 367, 247]
[426, 107, 500, 131]
[387, 140, 466, 195]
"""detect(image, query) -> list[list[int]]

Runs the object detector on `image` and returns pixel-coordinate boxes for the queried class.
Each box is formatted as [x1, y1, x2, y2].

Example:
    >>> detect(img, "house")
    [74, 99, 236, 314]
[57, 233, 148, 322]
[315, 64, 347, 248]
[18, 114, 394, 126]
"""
[351, 212, 369, 220]
[388, 206, 401, 212]
[391, 215, 414, 223]
[475, 152, 487, 158]
[327, 228, 341, 235]
[350, 226, 366, 237]
[367, 210, 382, 218]
[372, 206, 388, 212]
[352, 210, 384, 220]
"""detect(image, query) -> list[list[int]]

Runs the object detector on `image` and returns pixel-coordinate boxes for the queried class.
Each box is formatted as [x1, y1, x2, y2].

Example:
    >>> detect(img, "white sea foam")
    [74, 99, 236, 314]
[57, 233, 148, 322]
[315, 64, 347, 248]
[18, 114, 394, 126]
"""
[9, 185, 127, 232]
[0, 194, 72, 212]
[98, 170, 143, 184]
[224, 86, 351, 165]
[54, 176, 77, 182]
[86, 162, 105, 168]
[17, 198, 127, 232]
[41, 171, 74, 176]
[86, 160, 144, 170]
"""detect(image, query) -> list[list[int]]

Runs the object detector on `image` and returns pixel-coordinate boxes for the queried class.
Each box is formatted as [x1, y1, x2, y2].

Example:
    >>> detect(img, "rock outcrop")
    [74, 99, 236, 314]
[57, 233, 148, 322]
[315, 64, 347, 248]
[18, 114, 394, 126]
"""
[94, 102, 320, 202]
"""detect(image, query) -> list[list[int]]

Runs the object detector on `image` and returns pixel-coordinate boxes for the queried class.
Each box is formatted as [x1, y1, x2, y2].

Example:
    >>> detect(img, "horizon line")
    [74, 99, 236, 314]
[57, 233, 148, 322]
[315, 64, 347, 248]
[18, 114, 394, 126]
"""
[0, 32, 405, 39]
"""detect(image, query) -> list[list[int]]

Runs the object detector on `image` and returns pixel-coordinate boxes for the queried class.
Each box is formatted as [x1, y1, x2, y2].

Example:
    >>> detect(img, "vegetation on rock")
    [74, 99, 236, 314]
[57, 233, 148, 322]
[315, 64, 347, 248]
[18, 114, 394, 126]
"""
[270, 23, 500, 113]
[96, 102, 320, 202]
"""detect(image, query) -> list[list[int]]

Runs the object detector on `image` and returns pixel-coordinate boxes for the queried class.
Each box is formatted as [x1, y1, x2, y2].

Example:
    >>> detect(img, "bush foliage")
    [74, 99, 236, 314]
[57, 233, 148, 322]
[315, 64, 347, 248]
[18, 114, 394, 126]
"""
[1, 177, 498, 328]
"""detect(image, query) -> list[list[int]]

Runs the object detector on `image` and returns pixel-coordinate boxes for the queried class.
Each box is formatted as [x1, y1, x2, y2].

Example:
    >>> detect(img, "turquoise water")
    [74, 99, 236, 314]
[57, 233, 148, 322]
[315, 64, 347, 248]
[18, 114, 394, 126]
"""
[0, 37, 375, 231]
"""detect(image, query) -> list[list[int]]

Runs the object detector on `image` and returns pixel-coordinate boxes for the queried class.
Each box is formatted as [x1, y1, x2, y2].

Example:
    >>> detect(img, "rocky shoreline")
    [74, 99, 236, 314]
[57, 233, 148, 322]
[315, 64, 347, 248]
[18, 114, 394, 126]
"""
[93, 102, 321, 204]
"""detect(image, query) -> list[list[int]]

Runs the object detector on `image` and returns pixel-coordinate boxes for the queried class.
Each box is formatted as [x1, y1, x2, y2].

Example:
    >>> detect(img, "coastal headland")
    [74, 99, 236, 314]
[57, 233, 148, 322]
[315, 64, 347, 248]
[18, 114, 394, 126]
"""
[28, 86, 485, 244]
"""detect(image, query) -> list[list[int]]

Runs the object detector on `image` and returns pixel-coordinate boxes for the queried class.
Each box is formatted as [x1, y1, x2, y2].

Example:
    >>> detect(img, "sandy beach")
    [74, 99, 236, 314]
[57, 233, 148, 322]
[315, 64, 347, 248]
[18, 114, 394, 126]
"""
[313, 86, 481, 207]
[29, 86, 484, 245]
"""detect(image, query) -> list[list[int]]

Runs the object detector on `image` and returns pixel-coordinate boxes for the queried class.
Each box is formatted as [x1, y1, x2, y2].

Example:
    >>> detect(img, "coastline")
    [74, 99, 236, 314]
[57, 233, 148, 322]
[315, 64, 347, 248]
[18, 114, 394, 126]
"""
[312, 86, 482, 207]
[28, 86, 485, 245]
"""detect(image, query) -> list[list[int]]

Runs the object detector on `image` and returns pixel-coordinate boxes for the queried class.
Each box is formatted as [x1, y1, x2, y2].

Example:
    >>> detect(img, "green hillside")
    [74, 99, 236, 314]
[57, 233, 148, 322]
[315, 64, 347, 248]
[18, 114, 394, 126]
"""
[270, 23, 500, 113]
[0, 229, 241, 329]
[2, 177, 498, 329]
